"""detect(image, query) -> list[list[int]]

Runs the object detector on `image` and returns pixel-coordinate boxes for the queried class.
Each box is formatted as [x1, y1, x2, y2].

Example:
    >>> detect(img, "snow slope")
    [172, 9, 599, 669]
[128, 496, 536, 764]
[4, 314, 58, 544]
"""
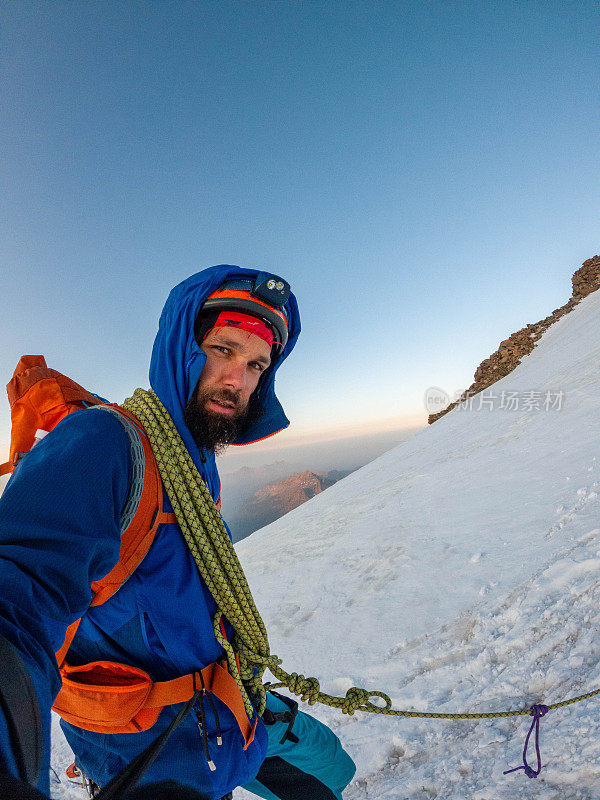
[51, 290, 600, 799]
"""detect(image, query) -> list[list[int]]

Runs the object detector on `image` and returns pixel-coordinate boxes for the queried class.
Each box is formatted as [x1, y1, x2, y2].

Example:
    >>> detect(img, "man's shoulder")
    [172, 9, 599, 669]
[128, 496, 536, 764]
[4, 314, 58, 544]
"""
[3, 405, 135, 518]
[46, 405, 133, 470]
[56, 404, 131, 439]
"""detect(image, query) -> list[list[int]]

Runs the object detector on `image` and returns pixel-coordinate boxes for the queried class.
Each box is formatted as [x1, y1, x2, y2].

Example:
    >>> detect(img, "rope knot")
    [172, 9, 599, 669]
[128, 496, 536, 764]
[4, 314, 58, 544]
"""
[530, 704, 549, 718]
[504, 702, 550, 780]
[342, 688, 392, 715]
[342, 687, 370, 715]
[286, 673, 321, 704]
[264, 655, 283, 671]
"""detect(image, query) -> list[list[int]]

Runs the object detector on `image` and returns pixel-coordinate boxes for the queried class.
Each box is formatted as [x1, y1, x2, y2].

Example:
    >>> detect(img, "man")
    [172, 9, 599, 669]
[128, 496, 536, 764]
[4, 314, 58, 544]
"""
[0, 265, 355, 799]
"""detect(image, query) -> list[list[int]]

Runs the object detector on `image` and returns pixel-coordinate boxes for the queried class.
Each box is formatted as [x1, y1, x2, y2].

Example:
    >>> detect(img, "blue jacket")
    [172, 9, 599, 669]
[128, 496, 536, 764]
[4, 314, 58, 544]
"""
[0, 265, 301, 798]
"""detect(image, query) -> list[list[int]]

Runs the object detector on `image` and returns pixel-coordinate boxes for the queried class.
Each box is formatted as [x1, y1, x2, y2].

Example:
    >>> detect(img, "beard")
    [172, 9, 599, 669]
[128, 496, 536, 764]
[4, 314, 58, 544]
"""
[184, 384, 264, 454]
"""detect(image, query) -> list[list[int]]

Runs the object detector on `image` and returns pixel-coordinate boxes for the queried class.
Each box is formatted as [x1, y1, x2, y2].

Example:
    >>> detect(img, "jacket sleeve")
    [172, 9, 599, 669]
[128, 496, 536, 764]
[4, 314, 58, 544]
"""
[0, 408, 131, 794]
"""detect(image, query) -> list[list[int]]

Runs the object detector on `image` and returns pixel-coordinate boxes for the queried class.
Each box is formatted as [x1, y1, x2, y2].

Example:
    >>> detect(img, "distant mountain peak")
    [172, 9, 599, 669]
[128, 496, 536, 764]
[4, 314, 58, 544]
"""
[242, 468, 353, 533]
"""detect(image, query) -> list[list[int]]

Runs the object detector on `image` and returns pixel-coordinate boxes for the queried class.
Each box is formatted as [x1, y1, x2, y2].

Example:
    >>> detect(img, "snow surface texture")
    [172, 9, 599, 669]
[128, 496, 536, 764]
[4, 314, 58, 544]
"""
[50, 291, 600, 799]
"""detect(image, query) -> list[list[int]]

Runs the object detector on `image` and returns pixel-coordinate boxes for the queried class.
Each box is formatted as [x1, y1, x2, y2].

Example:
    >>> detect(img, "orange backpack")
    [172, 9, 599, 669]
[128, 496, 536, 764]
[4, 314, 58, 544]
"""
[0, 355, 103, 477]
[1, 356, 255, 747]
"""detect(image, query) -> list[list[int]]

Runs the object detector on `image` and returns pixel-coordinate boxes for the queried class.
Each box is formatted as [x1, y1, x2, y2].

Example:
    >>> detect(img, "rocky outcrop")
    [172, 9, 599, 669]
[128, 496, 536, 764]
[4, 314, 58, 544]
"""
[428, 256, 600, 424]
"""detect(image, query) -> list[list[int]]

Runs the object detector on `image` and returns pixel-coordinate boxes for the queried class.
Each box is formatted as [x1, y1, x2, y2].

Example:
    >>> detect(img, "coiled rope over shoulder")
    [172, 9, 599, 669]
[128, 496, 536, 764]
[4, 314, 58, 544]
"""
[120, 388, 398, 720]
[120, 389, 600, 730]
[122, 388, 269, 718]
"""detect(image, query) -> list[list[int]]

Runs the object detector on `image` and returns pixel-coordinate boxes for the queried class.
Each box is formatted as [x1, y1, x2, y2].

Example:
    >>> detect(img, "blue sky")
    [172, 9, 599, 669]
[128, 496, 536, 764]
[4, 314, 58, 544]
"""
[1, 0, 598, 461]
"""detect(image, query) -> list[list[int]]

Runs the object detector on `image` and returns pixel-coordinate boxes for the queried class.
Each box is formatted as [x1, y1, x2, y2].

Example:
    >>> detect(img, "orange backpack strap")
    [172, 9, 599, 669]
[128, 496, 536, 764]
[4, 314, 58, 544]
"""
[1, 355, 103, 476]
[86, 406, 176, 608]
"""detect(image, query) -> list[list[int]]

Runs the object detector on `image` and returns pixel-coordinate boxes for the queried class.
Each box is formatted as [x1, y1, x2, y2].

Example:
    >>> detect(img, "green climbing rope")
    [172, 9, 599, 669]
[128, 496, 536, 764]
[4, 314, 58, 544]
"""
[121, 388, 600, 724]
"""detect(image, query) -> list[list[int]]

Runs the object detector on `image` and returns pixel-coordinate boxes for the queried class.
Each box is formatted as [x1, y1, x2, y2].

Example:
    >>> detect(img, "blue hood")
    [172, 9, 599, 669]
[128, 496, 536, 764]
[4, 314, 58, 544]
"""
[149, 265, 300, 497]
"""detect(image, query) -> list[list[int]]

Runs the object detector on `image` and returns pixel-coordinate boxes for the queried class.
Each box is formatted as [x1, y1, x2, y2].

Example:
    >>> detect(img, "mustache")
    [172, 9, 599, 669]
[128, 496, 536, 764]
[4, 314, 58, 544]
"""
[209, 389, 242, 407]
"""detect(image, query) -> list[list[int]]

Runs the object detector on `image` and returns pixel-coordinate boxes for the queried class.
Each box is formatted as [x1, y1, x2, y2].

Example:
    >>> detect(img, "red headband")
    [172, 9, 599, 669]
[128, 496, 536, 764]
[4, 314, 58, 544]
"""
[210, 310, 274, 347]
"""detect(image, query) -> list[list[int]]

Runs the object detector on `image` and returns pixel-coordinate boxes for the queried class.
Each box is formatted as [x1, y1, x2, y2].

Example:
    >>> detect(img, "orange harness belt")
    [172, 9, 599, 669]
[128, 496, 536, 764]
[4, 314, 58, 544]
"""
[54, 658, 256, 748]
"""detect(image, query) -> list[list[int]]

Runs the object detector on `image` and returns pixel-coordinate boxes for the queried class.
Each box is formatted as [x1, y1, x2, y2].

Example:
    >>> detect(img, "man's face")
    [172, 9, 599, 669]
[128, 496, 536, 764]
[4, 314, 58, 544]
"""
[185, 325, 272, 452]
[198, 325, 272, 414]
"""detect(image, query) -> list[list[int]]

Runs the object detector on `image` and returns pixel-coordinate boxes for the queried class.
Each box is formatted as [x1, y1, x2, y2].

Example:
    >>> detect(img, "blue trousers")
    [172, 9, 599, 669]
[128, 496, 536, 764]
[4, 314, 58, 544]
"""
[243, 693, 356, 800]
